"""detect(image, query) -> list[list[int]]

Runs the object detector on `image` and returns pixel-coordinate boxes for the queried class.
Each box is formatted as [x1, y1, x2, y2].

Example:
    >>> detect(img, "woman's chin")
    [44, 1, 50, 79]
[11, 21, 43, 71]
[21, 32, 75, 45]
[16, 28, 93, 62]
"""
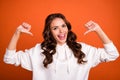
[57, 40, 66, 45]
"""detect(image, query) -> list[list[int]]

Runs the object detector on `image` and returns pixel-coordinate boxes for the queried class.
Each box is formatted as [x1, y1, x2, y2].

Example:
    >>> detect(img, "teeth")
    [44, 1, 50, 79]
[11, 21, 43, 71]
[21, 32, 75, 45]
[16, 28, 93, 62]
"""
[58, 34, 64, 37]
[58, 34, 65, 40]
[59, 35, 64, 37]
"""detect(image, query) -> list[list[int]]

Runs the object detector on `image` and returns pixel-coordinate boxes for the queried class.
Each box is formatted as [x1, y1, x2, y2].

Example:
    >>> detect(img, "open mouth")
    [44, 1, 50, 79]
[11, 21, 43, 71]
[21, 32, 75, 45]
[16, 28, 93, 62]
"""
[58, 34, 66, 40]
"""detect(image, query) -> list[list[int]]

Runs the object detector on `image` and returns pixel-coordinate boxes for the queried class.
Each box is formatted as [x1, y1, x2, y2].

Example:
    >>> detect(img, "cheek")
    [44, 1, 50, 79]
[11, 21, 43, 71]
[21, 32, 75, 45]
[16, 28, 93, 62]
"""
[51, 30, 58, 38]
[66, 28, 68, 33]
[65, 26, 68, 31]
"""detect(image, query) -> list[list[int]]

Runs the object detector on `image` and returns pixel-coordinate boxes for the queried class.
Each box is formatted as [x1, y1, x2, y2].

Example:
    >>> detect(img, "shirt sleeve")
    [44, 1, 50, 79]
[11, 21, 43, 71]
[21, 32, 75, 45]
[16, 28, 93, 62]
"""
[3, 46, 36, 71]
[81, 42, 119, 67]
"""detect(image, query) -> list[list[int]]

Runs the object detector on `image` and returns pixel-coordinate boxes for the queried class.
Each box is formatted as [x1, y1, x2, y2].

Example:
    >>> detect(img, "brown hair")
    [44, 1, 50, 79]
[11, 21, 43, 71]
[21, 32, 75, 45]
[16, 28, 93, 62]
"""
[41, 13, 86, 68]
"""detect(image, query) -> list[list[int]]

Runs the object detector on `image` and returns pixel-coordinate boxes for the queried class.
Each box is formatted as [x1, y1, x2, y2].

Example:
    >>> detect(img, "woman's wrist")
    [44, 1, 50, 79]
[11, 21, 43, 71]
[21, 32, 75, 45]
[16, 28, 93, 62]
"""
[94, 26, 103, 34]
[14, 28, 21, 36]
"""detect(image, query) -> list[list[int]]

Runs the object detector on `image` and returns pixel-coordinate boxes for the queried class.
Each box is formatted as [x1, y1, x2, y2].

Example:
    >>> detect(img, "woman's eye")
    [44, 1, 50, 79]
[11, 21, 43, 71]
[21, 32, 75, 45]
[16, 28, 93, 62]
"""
[62, 24, 67, 28]
[53, 28, 57, 30]
[53, 27, 57, 30]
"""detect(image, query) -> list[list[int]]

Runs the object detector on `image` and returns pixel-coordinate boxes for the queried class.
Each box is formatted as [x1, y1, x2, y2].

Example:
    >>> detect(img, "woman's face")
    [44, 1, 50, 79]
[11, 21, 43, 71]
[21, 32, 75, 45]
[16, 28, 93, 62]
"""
[50, 18, 68, 45]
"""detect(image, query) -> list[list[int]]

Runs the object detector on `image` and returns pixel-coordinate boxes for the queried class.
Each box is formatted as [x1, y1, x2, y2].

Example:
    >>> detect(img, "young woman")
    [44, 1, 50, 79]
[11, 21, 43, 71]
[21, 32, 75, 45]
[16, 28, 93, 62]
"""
[4, 13, 119, 80]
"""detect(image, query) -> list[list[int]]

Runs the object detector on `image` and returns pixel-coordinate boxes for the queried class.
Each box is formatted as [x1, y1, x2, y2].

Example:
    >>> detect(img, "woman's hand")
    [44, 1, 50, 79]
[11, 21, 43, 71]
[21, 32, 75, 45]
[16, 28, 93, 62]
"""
[17, 22, 33, 36]
[84, 20, 101, 35]
[7, 22, 33, 50]
[84, 20, 111, 44]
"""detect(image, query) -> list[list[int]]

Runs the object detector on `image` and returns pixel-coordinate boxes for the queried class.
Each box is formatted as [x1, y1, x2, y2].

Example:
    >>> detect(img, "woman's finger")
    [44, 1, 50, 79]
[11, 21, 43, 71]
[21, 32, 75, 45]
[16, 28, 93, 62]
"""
[22, 22, 31, 31]
[17, 23, 33, 36]
[84, 29, 93, 35]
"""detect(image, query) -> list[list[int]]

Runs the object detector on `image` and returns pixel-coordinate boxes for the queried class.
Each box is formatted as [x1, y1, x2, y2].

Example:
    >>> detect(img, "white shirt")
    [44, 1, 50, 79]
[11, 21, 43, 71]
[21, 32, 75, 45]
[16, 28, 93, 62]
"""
[3, 42, 119, 80]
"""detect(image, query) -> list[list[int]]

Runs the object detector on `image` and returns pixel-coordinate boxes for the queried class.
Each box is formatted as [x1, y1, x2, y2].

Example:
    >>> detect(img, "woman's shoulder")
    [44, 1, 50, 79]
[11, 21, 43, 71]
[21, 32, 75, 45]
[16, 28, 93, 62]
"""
[28, 43, 44, 56]
[77, 42, 96, 47]
[77, 42, 88, 46]
[34, 43, 41, 47]
[33, 43, 43, 50]
[77, 42, 94, 51]
[26, 43, 43, 54]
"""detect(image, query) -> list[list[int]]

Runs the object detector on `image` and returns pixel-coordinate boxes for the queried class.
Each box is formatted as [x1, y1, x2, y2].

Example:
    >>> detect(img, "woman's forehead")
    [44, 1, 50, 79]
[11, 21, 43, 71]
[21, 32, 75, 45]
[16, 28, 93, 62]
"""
[50, 18, 65, 26]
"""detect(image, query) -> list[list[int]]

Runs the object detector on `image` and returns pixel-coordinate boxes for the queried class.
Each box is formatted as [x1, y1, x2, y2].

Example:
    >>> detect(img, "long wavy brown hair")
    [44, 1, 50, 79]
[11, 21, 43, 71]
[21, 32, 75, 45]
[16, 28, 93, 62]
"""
[41, 13, 86, 68]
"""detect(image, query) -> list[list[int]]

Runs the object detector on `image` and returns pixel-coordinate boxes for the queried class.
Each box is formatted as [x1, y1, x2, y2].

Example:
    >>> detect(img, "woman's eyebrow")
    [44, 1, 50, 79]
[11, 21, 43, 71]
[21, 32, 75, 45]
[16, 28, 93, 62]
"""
[51, 26, 58, 29]
[51, 23, 65, 28]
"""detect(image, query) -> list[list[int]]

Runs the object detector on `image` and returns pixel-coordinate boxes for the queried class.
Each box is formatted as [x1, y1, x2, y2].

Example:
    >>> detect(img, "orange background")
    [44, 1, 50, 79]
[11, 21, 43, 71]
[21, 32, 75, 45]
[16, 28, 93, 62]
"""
[0, 0, 120, 80]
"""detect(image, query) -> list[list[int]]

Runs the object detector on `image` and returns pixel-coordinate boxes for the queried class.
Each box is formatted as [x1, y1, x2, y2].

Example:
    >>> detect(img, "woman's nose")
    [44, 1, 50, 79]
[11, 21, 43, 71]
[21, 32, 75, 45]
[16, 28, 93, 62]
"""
[59, 27, 64, 33]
